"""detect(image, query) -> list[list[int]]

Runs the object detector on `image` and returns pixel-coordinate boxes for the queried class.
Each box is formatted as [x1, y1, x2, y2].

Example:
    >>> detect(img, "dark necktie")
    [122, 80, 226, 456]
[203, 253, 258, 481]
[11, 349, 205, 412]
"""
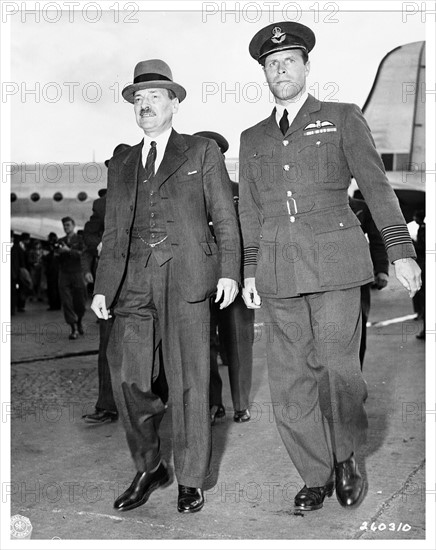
[144, 141, 157, 180]
[279, 109, 289, 135]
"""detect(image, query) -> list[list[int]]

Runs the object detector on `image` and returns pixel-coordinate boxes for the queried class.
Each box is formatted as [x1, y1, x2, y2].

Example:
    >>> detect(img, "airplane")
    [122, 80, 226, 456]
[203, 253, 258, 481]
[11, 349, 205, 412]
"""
[10, 41, 425, 241]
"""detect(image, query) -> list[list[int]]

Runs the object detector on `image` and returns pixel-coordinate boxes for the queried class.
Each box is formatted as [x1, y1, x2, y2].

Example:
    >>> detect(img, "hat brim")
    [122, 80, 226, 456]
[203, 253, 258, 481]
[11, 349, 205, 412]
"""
[122, 81, 186, 103]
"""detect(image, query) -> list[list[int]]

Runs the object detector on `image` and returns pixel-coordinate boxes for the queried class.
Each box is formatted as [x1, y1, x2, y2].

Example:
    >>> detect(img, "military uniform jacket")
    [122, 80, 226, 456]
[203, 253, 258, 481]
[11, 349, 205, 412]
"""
[238, 94, 415, 298]
[94, 130, 240, 307]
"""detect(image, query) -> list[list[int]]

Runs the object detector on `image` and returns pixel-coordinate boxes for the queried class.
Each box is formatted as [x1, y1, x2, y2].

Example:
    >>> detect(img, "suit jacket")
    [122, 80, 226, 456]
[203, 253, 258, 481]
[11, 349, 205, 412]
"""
[94, 130, 241, 307]
[239, 94, 415, 298]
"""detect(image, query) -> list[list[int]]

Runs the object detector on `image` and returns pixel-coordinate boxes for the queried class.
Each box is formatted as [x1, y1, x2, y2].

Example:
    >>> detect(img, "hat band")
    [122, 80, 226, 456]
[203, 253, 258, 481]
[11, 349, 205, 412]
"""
[133, 73, 172, 84]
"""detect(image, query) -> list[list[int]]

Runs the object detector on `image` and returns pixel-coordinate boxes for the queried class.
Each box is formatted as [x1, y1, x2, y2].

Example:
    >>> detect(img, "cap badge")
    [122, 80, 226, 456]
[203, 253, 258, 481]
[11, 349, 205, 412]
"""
[271, 26, 286, 44]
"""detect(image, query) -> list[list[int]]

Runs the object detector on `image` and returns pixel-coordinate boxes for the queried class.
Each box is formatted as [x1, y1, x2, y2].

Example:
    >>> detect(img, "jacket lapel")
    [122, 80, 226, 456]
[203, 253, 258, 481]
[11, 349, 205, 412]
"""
[154, 129, 188, 189]
[286, 94, 321, 136]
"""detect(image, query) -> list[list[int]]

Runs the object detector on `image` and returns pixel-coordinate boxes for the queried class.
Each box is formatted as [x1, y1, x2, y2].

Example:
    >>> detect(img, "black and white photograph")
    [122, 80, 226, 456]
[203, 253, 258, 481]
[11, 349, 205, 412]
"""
[1, 0, 435, 547]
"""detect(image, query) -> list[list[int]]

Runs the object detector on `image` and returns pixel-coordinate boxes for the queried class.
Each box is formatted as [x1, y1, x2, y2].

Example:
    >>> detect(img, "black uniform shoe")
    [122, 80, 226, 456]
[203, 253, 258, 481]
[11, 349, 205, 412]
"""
[82, 410, 118, 424]
[177, 485, 204, 513]
[233, 409, 251, 423]
[294, 481, 334, 511]
[335, 453, 366, 507]
[114, 462, 170, 512]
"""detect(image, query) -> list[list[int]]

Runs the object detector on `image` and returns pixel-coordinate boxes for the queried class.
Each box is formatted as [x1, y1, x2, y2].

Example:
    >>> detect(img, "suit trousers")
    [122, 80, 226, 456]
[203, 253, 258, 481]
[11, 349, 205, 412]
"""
[210, 294, 255, 411]
[262, 287, 368, 487]
[95, 318, 117, 413]
[108, 248, 212, 488]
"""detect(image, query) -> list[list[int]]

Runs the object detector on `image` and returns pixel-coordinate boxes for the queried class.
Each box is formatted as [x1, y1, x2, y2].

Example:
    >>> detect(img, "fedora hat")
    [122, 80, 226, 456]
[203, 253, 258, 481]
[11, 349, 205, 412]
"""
[122, 59, 186, 104]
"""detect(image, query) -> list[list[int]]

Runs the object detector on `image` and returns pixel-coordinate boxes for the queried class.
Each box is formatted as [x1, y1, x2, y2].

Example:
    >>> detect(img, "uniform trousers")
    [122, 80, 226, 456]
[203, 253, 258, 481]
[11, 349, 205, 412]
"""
[262, 287, 368, 488]
[108, 245, 212, 489]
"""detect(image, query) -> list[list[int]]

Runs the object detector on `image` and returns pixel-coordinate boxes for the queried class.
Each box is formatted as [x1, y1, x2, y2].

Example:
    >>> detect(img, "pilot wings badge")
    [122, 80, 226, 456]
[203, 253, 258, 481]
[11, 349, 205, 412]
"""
[303, 120, 337, 136]
[271, 27, 286, 44]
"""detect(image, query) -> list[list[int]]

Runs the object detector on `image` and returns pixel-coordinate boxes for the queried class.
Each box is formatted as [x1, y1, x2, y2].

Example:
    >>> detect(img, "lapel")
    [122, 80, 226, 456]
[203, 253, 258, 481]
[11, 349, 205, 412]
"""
[154, 129, 189, 189]
[286, 94, 321, 137]
[121, 141, 143, 201]
[264, 94, 322, 141]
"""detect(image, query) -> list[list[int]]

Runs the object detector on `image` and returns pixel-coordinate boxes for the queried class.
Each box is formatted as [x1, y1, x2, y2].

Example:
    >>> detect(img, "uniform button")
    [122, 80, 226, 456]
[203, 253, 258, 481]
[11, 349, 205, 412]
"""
[339, 222, 344, 227]
[150, 190, 154, 196]
[284, 164, 290, 171]
[121, 252, 126, 258]
[125, 229, 129, 234]
[290, 216, 295, 223]
[130, 205, 133, 211]
[151, 213, 155, 218]
[151, 222, 155, 227]
[151, 233, 155, 238]
[283, 140, 289, 146]
[150, 202, 155, 207]
[287, 191, 293, 197]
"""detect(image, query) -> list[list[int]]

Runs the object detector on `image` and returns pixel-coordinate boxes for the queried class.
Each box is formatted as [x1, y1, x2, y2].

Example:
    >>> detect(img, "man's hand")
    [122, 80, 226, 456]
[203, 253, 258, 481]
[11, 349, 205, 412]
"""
[97, 242, 103, 256]
[242, 277, 262, 309]
[373, 272, 388, 290]
[215, 278, 238, 309]
[84, 272, 94, 284]
[393, 257, 422, 298]
[91, 294, 111, 319]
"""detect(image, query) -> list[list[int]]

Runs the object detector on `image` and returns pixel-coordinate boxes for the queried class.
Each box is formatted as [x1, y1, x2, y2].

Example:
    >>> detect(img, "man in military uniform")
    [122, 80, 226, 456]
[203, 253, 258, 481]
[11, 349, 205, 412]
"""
[239, 22, 421, 512]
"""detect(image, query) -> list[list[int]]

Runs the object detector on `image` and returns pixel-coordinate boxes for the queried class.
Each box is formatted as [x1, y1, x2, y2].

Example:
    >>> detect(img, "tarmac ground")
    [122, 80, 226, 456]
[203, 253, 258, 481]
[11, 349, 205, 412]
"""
[5, 271, 431, 546]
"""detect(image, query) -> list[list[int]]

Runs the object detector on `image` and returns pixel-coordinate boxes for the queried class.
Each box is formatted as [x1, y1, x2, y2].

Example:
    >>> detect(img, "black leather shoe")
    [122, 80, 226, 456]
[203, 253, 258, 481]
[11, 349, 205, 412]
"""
[294, 481, 334, 511]
[210, 404, 225, 425]
[82, 410, 118, 424]
[114, 462, 170, 512]
[233, 409, 251, 423]
[335, 453, 366, 507]
[69, 330, 79, 340]
[177, 485, 204, 513]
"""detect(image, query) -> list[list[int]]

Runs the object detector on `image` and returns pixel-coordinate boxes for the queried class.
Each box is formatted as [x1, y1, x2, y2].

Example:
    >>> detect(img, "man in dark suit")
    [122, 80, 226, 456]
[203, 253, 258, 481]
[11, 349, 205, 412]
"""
[239, 22, 421, 512]
[194, 131, 255, 425]
[91, 60, 240, 514]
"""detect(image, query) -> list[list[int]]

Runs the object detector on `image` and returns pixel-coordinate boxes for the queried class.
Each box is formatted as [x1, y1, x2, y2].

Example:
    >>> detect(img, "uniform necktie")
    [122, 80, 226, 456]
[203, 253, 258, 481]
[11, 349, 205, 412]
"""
[279, 109, 289, 135]
[144, 141, 157, 180]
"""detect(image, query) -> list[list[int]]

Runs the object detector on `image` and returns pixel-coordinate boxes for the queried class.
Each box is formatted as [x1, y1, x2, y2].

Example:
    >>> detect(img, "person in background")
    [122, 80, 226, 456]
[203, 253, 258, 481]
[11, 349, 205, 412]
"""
[16, 232, 31, 312]
[349, 197, 389, 367]
[11, 231, 26, 316]
[44, 232, 61, 311]
[28, 240, 44, 302]
[56, 217, 86, 340]
[194, 131, 255, 425]
[412, 210, 425, 340]
[81, 144, 130, 425]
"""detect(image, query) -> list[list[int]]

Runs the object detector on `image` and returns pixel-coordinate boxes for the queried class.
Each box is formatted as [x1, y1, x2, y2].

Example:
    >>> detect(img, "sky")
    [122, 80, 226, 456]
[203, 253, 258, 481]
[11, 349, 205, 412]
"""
[6, 2, 428, 162]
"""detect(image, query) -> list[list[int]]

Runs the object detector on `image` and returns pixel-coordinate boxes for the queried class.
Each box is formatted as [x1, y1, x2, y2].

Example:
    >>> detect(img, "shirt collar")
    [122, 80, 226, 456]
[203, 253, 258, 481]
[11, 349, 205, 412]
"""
[275, 91, 309, 127]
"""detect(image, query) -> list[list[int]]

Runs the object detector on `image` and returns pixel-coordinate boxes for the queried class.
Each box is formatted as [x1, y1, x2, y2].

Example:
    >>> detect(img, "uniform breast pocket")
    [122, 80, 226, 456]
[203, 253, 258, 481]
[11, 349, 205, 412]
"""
[306, 208, 373, 287]
[298, 135, 341, 184]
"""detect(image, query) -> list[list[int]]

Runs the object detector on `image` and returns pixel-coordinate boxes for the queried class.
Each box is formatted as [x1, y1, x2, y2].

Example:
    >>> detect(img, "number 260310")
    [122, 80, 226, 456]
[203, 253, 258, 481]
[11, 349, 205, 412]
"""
[360, 522, 411, 532]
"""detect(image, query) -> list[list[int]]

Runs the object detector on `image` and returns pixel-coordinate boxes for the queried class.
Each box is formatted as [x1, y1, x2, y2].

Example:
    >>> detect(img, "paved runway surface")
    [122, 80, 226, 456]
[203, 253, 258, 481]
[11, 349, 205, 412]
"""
[8, 271, 427, 543]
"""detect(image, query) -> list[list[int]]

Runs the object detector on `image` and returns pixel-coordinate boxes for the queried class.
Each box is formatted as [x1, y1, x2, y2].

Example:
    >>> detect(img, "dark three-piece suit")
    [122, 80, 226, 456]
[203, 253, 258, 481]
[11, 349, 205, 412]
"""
[94, 130, 240, 488]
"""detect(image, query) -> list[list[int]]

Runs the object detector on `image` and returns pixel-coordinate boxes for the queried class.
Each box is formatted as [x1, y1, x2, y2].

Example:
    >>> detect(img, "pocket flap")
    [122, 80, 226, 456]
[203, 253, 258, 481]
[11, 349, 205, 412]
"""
[307, 208, 361, 234]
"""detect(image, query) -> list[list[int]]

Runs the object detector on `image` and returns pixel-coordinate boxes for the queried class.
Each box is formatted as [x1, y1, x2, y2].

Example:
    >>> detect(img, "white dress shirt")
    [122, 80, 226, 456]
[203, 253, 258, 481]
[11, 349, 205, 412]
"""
[275, 91, 309, 129]
[142, 126, 172, 173]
